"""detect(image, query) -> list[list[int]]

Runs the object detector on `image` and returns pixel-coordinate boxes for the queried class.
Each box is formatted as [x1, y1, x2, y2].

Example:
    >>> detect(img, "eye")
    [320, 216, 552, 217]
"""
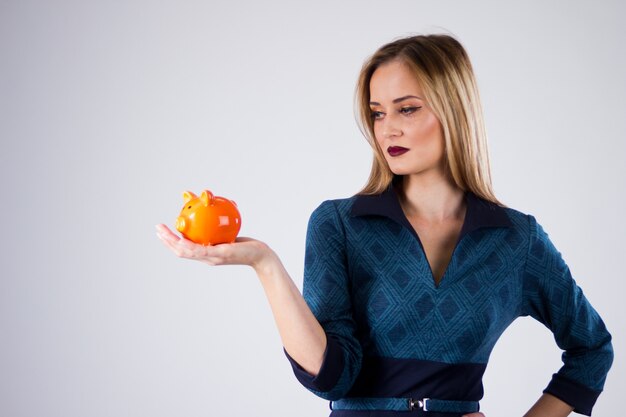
[370, 111, 383, 120]
[400, 106, 421, 114]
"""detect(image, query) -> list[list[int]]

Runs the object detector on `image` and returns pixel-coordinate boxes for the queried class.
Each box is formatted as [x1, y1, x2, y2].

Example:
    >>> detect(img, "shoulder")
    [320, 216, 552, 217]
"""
[304, 197, 358, 244]
[308, 195, 358, 221]
[501, 205, 532, 229]
[462, 191, 534, 235]
[496, 203, 547, 247]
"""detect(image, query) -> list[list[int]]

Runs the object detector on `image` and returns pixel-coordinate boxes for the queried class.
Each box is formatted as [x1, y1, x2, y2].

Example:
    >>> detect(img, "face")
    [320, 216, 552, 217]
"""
[369, 59, 446, 178]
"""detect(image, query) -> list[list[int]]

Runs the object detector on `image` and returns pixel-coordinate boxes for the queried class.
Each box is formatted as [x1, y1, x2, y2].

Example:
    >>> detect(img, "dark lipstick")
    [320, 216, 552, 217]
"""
[388, 146, 409, 156]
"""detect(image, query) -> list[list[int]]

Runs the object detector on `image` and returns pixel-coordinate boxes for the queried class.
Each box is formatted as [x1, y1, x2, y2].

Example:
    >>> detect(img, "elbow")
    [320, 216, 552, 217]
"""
[311, 335, 362, 397]
[309, 348, 363, 401]
[284, 335, 362, 400]
[596, 331, 614, 382]
[602, 335, 615, 373]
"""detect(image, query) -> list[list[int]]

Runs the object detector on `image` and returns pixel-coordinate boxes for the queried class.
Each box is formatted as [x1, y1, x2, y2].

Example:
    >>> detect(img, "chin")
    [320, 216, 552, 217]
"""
[388, 159, 438, 177]
[388, 164, 423, 176]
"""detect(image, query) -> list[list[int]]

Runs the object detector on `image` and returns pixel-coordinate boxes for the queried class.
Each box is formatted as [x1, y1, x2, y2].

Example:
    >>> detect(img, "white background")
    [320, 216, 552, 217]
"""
[1, 0, 624, 416]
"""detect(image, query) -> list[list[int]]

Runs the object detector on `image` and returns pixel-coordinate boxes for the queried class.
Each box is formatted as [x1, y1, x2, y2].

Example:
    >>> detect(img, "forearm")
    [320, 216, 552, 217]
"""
[253, 249, 327, 376]
[523, 393, 574, 417]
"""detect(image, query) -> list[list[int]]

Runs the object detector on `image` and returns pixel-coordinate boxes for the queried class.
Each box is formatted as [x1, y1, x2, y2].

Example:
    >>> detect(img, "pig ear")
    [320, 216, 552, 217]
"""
[182, 191, 197, 204]
[200, 190, 214, 207]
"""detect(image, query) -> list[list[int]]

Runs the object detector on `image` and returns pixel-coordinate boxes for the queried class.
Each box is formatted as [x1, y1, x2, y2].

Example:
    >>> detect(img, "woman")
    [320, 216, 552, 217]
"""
[156, 34, 613, 417]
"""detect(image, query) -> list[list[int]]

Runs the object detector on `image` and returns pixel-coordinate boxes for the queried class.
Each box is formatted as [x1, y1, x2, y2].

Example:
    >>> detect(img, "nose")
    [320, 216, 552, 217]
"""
[381, 115, 401, 139]
[176, 216, 187, 233]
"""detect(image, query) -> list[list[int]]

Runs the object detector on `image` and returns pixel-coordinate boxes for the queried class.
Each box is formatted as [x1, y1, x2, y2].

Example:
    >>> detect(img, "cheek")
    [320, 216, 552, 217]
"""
[373, 124, 385, 147]
[372, 123, 381, 140]
[425, 114, 440, 133]
[409, 113, 443, 143]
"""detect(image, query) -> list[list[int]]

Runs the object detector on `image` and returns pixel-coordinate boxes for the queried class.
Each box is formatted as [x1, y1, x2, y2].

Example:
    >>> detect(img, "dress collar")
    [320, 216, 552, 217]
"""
[350, 182, 512, 244]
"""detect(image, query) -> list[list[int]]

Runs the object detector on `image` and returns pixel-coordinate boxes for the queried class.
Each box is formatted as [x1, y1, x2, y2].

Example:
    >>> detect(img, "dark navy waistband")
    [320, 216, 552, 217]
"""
[345, 355, 486, 401]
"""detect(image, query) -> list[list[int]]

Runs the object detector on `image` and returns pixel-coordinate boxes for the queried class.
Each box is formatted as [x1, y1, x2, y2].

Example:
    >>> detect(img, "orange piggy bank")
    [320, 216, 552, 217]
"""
[175, 190, 241, 245]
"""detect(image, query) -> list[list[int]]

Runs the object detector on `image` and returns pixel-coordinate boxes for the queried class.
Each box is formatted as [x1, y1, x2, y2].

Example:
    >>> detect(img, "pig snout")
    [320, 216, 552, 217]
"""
[175, 216, 187, 233]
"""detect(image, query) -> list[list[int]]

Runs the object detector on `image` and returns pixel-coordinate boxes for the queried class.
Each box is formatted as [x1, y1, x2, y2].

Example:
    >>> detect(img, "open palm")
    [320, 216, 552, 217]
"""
[155, 223, 271, 269]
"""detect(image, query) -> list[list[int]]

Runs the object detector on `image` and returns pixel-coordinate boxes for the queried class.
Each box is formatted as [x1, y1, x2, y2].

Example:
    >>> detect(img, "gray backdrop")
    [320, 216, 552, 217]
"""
[1, 0, 624, 416]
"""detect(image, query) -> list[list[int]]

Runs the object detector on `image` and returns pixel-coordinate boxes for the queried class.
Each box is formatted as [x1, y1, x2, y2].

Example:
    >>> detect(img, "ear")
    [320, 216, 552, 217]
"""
[182, 191, 197, 204]
[200, 190, 214, 207]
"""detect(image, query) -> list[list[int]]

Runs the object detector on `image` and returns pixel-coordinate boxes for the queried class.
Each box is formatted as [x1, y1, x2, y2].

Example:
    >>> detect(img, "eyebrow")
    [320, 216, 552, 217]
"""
[369, 95, 422, 106]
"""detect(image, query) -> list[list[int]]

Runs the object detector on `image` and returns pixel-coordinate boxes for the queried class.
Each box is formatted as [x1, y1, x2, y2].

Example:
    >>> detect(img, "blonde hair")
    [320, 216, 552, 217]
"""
[354, 33, 506, 207]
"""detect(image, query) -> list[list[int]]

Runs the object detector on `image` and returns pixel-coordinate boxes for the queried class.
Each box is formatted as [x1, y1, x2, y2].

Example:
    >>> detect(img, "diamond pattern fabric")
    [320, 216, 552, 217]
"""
[283, 187, 612, 416]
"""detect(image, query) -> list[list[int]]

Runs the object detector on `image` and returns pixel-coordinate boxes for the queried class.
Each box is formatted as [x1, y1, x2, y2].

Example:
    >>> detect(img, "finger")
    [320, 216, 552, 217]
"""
[177, 235, 208, 253]
[156, 227, 227, 264]
[155, 223, 172, 234]
[174, 237, 222, 262]
[156, 231, 181, 254]
[155, 224, 181, 242]
[158, 233, 187, 256]
[462, 413, 485, 417]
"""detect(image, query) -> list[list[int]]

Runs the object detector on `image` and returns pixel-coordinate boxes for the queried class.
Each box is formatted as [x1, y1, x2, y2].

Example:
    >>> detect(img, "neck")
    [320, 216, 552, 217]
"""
[396, 174, 466, 223]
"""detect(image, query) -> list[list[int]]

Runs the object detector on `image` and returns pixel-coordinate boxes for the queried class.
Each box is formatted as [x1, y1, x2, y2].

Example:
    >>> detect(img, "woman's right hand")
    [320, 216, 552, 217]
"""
[155, 223, 275, 271]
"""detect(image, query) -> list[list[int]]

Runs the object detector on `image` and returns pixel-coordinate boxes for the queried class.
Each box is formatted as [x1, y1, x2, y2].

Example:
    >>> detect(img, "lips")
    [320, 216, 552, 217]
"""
[388, 146, 409, 156]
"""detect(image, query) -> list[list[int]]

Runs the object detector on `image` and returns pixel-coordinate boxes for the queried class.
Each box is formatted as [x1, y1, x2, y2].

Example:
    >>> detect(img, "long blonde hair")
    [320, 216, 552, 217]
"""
[354, 33, 505, 207]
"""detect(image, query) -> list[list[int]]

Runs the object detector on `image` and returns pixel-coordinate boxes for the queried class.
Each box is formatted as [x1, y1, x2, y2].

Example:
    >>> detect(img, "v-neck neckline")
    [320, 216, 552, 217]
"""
[350, 180, 514, 289]
[400, 203, 467, 288]
[394, 188, 468, 289]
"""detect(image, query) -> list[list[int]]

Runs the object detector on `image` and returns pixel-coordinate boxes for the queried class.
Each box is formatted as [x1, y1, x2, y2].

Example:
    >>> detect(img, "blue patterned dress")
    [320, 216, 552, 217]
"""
[284, 183, 613, 416]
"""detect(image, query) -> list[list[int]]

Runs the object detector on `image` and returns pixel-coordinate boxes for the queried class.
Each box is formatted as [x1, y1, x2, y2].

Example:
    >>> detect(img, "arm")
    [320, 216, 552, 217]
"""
[521, 215, 614, 416]
[254, 250, 327, 376]
[281, 200, 363, 400]
[155, 225, 326, 375]
[156, 200, 363, 399]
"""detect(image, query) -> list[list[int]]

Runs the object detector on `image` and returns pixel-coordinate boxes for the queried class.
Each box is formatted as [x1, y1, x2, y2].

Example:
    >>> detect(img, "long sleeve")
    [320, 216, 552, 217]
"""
[284, 200, 363, 400]
[521, 214, 613, 415]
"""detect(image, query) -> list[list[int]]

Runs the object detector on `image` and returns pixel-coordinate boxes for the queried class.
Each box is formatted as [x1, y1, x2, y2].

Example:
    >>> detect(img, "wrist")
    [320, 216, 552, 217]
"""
[251, 244, 281, 276]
